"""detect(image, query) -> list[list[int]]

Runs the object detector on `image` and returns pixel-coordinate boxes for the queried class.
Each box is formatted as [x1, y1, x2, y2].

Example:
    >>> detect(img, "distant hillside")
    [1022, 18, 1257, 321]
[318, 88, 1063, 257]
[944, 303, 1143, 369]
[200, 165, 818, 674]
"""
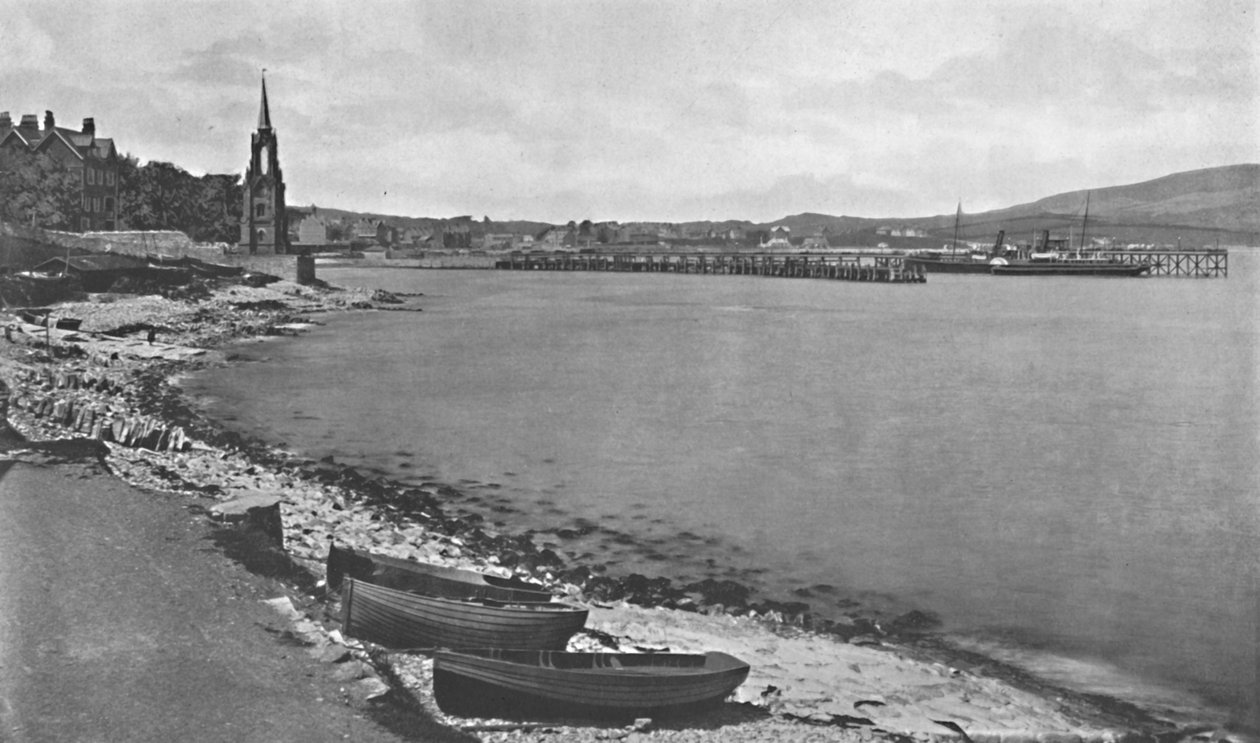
[301, 164, 1258, 247]
[905, 164, 1259, 246]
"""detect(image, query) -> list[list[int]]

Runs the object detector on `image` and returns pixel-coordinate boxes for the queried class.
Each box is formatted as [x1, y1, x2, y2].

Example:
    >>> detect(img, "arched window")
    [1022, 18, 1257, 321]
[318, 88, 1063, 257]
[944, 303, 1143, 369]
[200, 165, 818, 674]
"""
[255, 202, 266, 218]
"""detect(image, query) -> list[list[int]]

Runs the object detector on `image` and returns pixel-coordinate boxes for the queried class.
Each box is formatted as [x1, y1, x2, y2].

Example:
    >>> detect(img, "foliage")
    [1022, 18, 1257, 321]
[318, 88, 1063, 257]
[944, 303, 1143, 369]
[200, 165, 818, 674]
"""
[326, 220, 352, 242]
[117, 156, 243, 242]
[0, 148, 82, 229]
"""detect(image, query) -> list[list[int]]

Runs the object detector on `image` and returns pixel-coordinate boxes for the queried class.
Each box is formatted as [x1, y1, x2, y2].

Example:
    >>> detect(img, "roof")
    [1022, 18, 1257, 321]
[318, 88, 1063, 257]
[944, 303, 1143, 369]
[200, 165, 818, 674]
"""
[0, 123, 117, 161]
[258, 76, 272, 129]
[34, 254, 149, 273]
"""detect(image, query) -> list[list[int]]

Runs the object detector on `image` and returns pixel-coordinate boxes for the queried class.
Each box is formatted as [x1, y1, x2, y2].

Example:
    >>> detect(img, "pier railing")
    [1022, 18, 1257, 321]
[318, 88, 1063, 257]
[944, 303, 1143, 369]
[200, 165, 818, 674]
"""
[494, 252, 927, 283]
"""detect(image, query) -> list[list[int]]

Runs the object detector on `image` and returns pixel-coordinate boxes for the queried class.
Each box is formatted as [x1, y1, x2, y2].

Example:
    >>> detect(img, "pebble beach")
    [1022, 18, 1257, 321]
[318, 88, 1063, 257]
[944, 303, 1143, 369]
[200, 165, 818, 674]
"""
[0, 272, 1239, 743]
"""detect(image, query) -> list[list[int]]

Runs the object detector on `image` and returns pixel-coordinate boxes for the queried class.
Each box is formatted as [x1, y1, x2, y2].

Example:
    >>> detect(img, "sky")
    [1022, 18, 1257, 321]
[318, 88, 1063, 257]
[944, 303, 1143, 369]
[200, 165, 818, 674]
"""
[0, 0, 1256, 224]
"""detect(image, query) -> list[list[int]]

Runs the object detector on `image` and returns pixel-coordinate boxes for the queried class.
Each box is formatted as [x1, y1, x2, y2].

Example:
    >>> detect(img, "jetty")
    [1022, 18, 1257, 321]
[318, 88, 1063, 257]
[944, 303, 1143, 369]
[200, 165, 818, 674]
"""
[494, 252, 927, 283]
[1096, 249, 1228, 277]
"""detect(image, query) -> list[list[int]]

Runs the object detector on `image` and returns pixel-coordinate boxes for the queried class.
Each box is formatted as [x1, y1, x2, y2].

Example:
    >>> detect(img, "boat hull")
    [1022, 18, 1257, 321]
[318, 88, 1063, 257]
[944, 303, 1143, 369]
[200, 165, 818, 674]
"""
[433, 648, 751, 719]
[327, 544, 553, 603]
[990, 262, 1150, 276]
[904, 257, 997, 274]
[339, 577, 586, 650]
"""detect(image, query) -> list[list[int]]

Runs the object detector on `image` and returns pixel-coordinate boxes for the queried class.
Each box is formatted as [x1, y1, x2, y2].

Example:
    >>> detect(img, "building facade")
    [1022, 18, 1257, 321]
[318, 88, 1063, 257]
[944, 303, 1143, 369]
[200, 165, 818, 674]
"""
[0, 110, 120, 231]
[239, 76, 288, 255]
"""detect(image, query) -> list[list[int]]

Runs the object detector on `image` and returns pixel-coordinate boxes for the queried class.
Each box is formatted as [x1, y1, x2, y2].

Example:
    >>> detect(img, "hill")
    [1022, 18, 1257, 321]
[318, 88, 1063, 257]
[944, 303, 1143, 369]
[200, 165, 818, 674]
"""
[898, 164, 1259, 246]
[291, 164, 1257, 248]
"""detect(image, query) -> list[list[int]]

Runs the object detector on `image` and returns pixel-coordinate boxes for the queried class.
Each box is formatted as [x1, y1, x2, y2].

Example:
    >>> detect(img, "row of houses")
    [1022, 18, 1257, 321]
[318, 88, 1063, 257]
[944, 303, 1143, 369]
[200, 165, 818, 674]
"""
[0, 110, 121, 232]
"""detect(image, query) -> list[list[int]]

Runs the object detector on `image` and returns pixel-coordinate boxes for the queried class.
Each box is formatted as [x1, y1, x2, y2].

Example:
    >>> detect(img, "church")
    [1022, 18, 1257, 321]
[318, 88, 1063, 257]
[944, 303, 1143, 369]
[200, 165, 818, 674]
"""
[239, 75, 289, 254]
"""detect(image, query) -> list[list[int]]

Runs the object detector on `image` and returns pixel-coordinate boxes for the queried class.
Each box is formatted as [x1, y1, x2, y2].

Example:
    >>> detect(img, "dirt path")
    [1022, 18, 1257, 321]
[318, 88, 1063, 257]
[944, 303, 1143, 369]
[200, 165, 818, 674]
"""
[0, 441, 472, 743]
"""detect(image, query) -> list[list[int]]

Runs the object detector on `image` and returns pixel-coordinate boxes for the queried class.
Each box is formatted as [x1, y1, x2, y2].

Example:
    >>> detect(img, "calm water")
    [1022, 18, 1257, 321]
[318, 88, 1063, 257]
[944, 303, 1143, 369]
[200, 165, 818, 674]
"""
[184, 256, 1259, 726]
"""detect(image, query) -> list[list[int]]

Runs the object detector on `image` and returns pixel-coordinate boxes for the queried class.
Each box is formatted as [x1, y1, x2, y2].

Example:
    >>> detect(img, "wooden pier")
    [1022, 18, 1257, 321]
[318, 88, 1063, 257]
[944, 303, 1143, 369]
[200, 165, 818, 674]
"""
[494, 252, 927, 283]
[1098, 249, 1228, 278]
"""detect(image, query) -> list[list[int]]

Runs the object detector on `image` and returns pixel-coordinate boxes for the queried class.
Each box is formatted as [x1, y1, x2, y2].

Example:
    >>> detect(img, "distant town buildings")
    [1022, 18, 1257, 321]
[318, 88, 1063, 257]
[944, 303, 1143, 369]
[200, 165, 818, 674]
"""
[875, 226, 927, 237]
[761, 225, 792, 248]
[0, 109, 120, 231]
[239, 75, 288, 255]
[294, 214, 329, 245]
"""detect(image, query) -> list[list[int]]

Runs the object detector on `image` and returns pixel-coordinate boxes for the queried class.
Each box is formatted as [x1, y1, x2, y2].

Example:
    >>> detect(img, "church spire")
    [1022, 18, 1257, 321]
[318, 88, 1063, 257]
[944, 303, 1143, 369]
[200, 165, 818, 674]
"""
[258, 72, 272, 130]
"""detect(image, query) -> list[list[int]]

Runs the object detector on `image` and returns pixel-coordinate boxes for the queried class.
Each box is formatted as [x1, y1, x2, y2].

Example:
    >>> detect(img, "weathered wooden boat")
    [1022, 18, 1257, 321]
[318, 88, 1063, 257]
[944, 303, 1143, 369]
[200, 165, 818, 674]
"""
[17, 309, 82, 330]
[326, 543, 553, 603]
[339, 577, 586, 650]
[433, 648, 751, 719]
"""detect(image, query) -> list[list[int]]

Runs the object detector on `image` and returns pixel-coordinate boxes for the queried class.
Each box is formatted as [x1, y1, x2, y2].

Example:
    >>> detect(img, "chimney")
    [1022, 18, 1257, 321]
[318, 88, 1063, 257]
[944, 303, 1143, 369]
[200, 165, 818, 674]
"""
[19, 114, 39, 131]
[82, 117, 95, 137]
[44, 110, 55, 130]
[0, 112, 10, 128]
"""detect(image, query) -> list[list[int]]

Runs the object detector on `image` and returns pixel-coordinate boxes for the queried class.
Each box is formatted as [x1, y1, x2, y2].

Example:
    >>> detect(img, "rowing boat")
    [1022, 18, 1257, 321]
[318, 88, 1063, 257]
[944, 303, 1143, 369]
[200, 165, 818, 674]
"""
[326, 543, 553, 603]
[339, 577, 586, 650]
[433, 648, 751, 719]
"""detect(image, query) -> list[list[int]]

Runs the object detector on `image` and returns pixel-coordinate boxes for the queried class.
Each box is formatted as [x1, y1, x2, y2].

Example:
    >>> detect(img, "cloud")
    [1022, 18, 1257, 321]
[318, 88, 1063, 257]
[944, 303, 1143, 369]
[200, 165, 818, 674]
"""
[2, 1, 1254, 221]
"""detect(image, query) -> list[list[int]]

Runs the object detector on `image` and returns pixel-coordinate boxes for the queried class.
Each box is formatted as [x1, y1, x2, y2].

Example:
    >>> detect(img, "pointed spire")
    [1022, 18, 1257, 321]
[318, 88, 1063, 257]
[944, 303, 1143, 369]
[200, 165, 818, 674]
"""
[258, 71, 272, 130]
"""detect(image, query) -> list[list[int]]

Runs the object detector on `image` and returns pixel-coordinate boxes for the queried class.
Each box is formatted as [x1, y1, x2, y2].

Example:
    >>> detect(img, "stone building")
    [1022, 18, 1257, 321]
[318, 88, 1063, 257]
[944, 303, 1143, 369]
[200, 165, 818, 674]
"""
[0, 110, 120, 231]
[239, 76, 288, 255]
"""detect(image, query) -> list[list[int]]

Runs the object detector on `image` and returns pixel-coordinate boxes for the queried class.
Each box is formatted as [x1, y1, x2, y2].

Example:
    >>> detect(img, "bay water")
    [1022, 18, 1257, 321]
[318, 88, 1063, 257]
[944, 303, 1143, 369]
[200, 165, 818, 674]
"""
[182, 254, 1258, 726]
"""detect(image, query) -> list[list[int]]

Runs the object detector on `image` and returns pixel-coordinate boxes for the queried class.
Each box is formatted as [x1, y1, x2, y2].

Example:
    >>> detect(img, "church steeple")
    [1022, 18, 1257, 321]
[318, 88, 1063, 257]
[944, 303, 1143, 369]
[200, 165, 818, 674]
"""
[240, 72, 287, 255]
[258, 74, 272, 130]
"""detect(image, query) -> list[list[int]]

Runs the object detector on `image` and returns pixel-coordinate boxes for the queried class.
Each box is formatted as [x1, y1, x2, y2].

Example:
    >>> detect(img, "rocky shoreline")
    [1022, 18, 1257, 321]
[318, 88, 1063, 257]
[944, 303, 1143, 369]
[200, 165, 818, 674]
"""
[0, 274, 1238, 742]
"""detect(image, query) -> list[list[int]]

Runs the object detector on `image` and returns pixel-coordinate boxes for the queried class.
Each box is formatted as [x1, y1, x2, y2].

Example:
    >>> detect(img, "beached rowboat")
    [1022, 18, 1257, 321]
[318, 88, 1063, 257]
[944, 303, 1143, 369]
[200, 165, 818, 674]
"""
[326, 543, 553, 603]
[339, 577, 586, 650]
[433, 648, 751, 719]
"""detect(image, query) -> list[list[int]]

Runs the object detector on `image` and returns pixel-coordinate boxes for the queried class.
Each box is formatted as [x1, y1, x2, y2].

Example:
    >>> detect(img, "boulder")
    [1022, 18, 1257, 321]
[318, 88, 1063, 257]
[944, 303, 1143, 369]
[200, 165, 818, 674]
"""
[210, 491, 286, 546]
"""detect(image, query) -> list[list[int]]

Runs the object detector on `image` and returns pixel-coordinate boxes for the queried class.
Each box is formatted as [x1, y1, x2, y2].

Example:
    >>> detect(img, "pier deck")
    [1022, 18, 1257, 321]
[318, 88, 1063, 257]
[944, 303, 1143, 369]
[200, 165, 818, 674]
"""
[494, 252, 927, 283]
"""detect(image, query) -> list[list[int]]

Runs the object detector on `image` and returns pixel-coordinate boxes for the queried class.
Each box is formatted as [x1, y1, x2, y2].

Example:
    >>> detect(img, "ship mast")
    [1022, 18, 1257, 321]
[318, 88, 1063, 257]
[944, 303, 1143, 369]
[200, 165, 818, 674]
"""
[952, 201, 961, 253]
[1079, 191, 1090, 256]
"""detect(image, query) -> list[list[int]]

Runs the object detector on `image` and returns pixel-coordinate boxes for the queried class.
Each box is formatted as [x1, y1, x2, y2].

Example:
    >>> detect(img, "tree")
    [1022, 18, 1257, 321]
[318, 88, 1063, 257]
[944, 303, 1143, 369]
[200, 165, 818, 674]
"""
[0, 149, 82, 229]
[190, 173, 242, 243]
[117, 156, 242, 241]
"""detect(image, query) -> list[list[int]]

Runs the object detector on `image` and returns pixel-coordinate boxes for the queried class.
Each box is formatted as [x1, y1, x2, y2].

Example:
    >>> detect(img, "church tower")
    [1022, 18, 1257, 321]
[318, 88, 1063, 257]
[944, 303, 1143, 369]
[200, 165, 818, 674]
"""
[240, 74, 288, 255]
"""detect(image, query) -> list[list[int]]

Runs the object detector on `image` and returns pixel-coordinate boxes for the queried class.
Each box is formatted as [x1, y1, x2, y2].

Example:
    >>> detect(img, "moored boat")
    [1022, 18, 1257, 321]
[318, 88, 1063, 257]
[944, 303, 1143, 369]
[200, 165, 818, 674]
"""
[990, 193, 1150, 277]
[905, 208, 1012, 274]
[339, 577, 586, 650]
[904, 251, 1000, 274]
[433, 648, 751, 719]
[989, 259, 1150, 276]
[326, 543, 553, 603]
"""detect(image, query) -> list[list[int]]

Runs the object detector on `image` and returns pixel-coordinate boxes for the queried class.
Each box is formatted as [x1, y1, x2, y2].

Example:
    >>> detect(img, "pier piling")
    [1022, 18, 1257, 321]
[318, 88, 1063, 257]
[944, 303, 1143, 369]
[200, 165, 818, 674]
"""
[494, 252, 927, 284]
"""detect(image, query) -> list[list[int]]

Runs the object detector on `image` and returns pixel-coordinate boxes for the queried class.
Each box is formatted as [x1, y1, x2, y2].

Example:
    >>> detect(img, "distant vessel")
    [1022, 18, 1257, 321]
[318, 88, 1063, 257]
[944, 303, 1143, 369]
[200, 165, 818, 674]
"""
[905, 203, 1010, 274]
[990, 193, 1150, 277]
